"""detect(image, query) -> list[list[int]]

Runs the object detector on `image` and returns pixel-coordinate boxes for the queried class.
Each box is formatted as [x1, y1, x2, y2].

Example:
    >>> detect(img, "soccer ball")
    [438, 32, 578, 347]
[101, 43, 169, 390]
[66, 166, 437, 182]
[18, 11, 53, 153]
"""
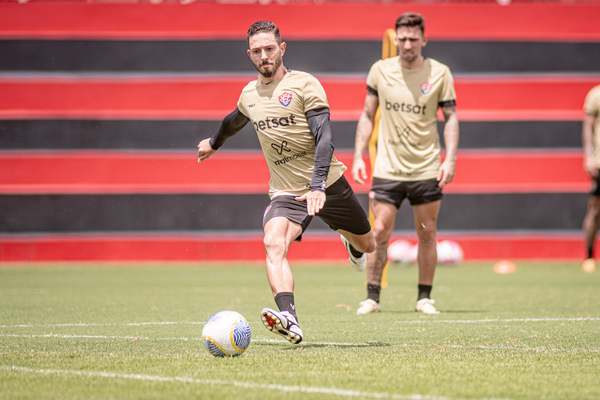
[202, 311, 251, 357]
[437, 240, 464, 265]
[387, 239, 415, 264]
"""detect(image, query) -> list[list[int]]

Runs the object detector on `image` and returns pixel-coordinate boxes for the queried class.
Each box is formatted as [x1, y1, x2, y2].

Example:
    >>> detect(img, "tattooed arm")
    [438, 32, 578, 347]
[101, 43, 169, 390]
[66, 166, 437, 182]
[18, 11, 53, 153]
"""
[438, 105, 459, 188]
[352, 90, 379, 184]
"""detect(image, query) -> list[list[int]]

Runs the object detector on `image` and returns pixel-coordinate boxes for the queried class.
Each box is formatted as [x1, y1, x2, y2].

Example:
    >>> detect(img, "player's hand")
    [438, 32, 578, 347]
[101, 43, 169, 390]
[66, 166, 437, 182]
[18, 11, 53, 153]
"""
[198, 139, 216, 163]
[295, 190, 326, 216]
[584, 155, 598, 178]
[352, 157, 368, 185]
[437, 159, 455, 188]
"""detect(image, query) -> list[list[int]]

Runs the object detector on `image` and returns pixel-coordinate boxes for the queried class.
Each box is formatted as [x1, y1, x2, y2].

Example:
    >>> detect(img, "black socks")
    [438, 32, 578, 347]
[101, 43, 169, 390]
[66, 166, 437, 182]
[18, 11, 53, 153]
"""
[418, 284, 433, 301]
[367, 284, 381, 303]
[274, 292, 297, 321]
[368, 284, 433, 303]
[349, 243, 364, 258]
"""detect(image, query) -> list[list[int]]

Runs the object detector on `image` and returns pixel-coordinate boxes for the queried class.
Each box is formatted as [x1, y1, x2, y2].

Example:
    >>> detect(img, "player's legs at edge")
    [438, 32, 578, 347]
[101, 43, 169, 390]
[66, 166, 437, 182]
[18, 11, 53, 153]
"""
[582, 192, 600, 271]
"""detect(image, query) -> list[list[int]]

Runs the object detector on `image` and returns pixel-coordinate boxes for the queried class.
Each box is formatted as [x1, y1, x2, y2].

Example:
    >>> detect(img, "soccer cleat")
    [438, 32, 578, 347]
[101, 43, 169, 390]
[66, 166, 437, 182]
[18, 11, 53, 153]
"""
[340, 235, 367, 272]
[355, 299, 380, 315]
[260, 308, 303, 344]
[416, 298, 440, 314]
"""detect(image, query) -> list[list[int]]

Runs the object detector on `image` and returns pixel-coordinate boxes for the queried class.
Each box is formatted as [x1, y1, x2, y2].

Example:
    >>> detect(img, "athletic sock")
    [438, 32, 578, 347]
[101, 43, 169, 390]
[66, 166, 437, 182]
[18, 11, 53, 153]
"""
[349, 243, 364, 258]
[588, 245, 594, 259]
[274, 292, 298, 322]
[367, 284, 381, 303]
[418, 284, 432, 301]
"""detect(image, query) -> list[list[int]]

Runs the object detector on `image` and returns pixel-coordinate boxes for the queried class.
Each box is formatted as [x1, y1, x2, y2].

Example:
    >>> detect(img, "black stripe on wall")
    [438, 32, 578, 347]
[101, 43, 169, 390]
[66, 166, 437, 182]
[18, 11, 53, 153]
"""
[0, 193, 586, 233]
[0, 120, 582, 150]
[2, 40, 599, 73]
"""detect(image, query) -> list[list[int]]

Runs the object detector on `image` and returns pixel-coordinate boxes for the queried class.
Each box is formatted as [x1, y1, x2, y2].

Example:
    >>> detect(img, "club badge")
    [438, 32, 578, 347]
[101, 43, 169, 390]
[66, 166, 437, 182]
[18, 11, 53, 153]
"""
[279, 91, 293, 107]
[419, 81, 432, 95]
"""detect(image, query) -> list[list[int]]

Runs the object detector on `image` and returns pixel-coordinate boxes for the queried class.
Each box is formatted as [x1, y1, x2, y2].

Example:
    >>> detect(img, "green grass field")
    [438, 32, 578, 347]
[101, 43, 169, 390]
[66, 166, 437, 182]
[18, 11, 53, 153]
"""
[1, 262, 599, 400]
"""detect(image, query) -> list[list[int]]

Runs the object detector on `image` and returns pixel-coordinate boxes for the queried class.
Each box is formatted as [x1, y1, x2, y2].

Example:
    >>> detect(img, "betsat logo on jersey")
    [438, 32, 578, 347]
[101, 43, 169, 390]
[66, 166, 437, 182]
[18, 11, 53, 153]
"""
[279, 91, 293, 107]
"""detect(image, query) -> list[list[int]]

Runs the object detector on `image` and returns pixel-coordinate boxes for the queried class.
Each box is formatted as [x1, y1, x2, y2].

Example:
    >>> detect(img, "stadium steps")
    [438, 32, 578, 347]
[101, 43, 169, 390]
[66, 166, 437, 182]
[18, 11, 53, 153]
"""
[1, 2, 598, 262]
[0, 150, 588, 194]
[1, 74, 598, 121]
[0, 231, 588, 263]
[1, 2, 599, 41]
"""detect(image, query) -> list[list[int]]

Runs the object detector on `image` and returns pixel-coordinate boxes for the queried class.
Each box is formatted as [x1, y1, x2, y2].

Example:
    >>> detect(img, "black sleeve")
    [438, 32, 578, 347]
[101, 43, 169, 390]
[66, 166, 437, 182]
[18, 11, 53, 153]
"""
[306, 107, 334, 192]
[439, 100, 456, 108]
[367, 85, 378, 96]
[208, 108, 250, 150]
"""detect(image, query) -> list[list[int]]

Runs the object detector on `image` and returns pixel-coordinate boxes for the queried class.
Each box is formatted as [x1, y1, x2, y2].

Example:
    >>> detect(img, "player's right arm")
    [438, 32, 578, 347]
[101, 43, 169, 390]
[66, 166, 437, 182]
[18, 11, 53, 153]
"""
[582, 113, 597, 178]
[198, 107, 250, 163]
[352, 90, 379, 184]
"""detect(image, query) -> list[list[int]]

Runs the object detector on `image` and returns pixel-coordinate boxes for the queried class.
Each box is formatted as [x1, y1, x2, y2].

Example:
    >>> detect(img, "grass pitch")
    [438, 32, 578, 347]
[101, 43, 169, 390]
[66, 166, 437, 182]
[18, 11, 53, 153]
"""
[1, 262, 599, 400]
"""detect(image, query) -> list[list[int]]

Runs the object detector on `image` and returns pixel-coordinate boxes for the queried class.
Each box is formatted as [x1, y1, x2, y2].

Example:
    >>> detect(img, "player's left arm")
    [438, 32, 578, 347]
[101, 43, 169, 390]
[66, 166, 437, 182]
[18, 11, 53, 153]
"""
[295, 107, 333, 216]
[198, 107, 250, 163]
[438, 104, 459, 188]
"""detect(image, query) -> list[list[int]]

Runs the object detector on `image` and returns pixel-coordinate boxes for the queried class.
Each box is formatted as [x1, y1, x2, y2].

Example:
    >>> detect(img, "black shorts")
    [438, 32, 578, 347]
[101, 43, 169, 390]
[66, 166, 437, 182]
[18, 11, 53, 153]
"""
[369, 177, 443, 209]
[591, 170, 600, 196]
[263, 175, 372, 242]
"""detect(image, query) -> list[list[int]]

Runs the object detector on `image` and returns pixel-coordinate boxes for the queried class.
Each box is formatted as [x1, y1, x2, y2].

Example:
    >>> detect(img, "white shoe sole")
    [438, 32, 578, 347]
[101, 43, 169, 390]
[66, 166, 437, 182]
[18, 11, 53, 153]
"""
[261, 308, 303, 344]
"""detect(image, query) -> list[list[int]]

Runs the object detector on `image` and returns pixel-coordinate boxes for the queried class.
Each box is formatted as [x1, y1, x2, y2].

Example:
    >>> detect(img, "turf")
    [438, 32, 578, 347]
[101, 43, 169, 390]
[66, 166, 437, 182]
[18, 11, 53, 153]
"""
[0, 262, 599, 400]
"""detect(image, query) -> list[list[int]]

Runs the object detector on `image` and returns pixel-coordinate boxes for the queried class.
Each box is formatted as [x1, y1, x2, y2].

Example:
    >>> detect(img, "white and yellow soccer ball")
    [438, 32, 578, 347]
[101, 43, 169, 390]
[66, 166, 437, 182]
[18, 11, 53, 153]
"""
[202, 311, 251, 357]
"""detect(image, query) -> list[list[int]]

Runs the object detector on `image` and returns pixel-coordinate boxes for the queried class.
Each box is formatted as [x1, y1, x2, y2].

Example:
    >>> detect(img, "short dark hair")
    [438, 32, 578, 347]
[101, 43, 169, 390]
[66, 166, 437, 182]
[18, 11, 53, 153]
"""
[395, 12, 425, 35]
[247, 21, 282, 46]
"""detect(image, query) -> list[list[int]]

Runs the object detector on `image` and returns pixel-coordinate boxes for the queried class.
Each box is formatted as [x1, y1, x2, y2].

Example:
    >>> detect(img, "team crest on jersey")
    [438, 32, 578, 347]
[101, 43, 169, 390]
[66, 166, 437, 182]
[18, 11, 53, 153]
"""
[279, 91, 293, 107]
[419, 81, 432, 95]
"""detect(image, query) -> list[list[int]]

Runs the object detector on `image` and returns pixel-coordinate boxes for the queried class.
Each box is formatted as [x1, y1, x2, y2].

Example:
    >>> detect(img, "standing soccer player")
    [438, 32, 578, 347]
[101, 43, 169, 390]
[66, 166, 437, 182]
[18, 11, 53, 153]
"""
[582, 84, 600, 272]
[197, 21, 376, 344]
[352, 13, 459, 315]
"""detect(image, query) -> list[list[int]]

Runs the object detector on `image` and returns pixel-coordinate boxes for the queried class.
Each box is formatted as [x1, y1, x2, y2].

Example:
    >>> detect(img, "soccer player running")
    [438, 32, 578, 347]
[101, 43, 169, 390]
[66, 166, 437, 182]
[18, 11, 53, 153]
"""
[352, 13, 459, 315]
[582, 84, 600, 272]
[197, 21, 376, 344]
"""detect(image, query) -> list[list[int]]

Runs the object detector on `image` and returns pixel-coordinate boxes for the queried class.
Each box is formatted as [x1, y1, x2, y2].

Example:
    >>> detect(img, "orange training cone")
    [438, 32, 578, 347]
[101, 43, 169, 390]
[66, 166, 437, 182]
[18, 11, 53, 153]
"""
[493, 260, 517, 274]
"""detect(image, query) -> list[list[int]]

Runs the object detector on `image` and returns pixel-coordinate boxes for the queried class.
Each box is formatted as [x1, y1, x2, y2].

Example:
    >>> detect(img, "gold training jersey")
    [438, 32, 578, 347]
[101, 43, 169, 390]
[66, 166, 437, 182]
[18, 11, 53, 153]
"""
[584, 84, 600, 168]
[367, 57, 456, 181]
[237, 70, 346, 198]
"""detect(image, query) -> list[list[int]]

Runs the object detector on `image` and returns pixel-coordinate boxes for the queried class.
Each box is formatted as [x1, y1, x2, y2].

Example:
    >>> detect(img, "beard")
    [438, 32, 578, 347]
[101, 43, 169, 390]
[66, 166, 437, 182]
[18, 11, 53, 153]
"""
[253, 54, 283, 79]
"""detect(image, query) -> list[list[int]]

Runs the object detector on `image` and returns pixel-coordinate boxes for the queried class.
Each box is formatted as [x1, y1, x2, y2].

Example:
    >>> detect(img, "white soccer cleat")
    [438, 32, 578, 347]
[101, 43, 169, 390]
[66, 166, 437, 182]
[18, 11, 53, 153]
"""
[416, 298, 440, 314]
[355, 299, 380, 315]
[260, 308, 303, 344]
[340, 235, 366, 272]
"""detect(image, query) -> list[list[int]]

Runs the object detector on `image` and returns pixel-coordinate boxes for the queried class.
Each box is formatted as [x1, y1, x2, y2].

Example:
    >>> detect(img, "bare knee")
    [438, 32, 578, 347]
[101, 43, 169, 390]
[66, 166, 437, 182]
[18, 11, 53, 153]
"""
[263, 234, 287, 259]
[373, 217, 393, 242]
[363, 234, 377, 254]
[416, 225, 436, 246]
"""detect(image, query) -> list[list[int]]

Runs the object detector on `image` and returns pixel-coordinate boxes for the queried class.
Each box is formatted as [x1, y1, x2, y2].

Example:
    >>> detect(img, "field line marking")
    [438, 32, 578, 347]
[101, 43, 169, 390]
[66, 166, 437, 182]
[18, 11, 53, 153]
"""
[0, 321, 203, 328]
[2, 317, 597, 329]
[395, 317, 600, 324]
[2, 334, 597, 354]
[0, 365, 509, 400]
[0, 333, 383, 346]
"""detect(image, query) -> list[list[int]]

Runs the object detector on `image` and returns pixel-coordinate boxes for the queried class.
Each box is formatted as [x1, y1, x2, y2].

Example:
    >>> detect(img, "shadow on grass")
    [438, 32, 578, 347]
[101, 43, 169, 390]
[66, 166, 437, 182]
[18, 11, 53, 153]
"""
[252, 342, 390, 349]
[380, 310, 489, 314]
